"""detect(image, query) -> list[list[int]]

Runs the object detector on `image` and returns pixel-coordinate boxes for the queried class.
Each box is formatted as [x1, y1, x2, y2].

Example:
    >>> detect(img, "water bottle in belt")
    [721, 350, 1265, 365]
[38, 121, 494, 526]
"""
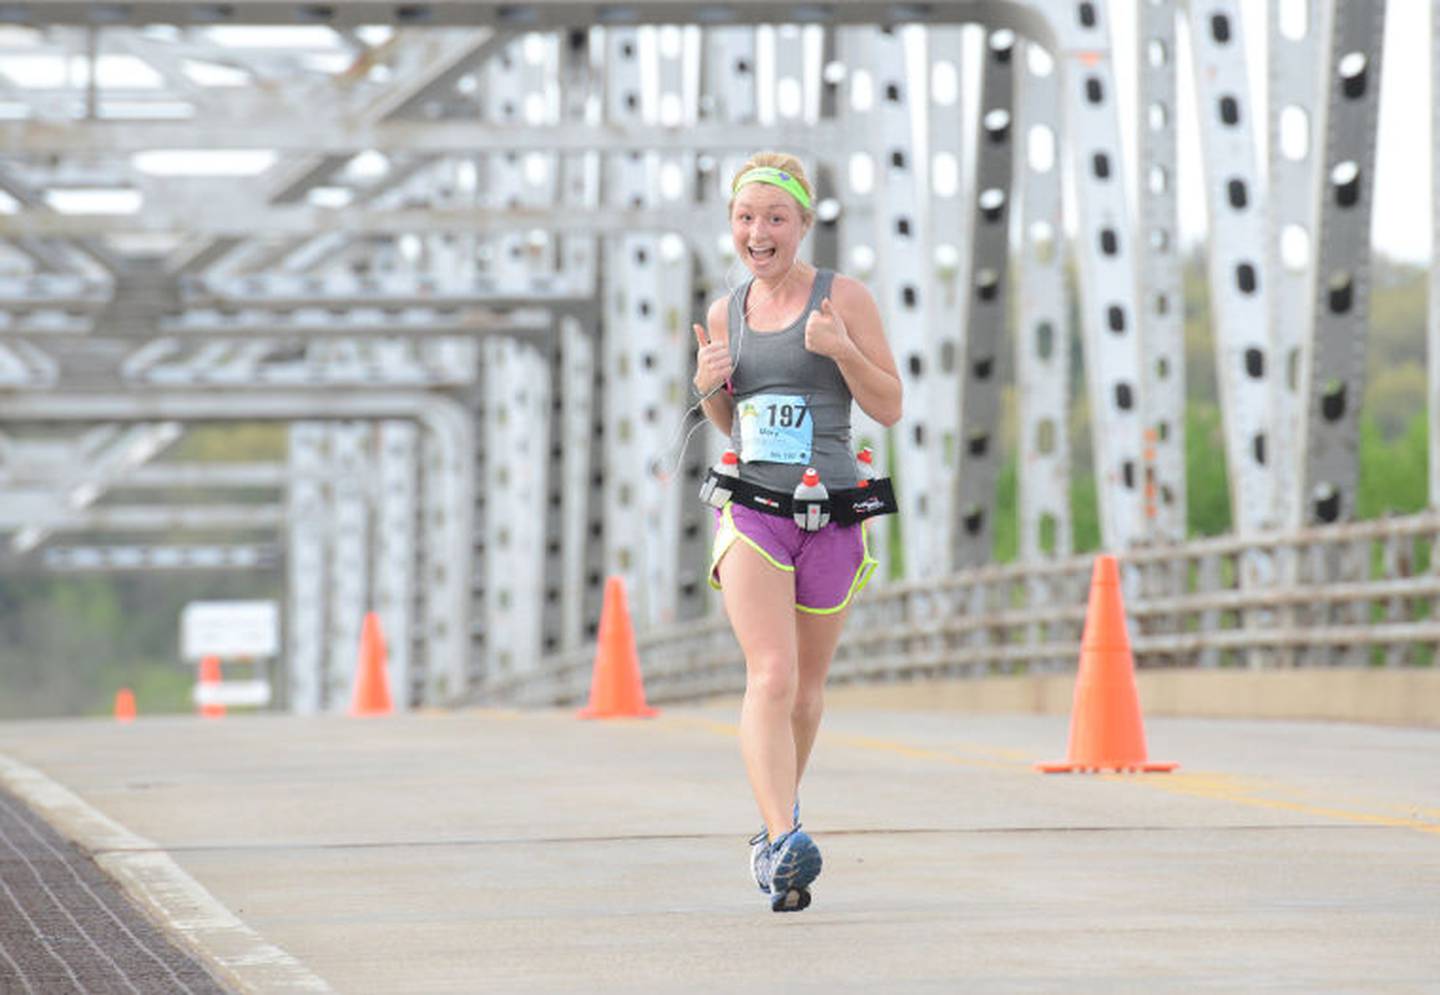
[792, 467, 830, 531]
[856, 447, 876, 488]
[700, 448, 741, 508]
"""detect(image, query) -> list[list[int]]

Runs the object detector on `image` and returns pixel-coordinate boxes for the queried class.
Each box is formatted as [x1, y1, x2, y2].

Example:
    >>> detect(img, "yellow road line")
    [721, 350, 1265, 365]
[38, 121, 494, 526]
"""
[1130, 771, 1440, 836]
[659, 713, 1440, 838]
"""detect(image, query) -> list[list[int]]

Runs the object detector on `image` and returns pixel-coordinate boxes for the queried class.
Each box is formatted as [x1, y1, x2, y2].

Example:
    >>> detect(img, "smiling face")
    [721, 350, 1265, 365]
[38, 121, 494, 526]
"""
[730, 184, 810, 279]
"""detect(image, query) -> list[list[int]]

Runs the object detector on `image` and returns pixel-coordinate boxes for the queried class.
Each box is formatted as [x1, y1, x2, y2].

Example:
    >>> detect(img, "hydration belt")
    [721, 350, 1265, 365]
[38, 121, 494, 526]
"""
[702, 469, 898, 527]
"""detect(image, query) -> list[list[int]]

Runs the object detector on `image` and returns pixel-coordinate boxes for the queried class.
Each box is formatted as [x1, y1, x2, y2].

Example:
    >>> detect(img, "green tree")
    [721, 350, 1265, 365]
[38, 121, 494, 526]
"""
[992, 455, 1018, 562]
[1357, 411, 1428, 518]
[1071, 470, 1101, 553]
[1186, 401, 1233, 536]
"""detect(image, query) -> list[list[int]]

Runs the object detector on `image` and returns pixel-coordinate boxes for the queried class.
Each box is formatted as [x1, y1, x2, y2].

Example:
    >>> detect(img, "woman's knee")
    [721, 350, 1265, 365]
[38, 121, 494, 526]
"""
[792, 686, 824, 725]
[745, 654, 797, 705]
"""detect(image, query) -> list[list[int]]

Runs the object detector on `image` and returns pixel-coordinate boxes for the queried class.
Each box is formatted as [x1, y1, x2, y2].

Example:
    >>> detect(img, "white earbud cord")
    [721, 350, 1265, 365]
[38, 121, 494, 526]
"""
[649, 256, 799, 482]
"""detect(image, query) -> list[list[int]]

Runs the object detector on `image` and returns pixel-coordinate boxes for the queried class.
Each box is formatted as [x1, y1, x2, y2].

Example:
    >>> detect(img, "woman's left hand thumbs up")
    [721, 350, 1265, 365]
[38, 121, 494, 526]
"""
[804, 297, 850, 359]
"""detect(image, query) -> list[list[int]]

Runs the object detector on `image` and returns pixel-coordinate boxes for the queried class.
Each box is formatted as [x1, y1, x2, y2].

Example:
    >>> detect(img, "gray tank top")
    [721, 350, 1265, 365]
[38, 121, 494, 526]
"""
[726, 268, 859, 491]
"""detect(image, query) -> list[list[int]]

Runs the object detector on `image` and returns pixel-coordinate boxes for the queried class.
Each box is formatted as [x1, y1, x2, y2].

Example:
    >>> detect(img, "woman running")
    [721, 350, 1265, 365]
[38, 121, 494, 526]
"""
[692, 151, 902, 912]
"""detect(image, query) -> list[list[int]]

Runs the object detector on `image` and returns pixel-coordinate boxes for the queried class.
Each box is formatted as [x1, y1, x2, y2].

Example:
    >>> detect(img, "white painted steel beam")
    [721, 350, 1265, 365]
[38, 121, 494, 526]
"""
[1268, 0, 1325, 529]
[3, 422, 182, 552]
[831, 27, 889, 582]
[1187, 3, 1275, 536]
[923, 26, 966, 569]
[477, 336, 551, 680]
[0, 119, 843, 155]
[154, 312, 552, 341]
[40, 543, 279, 571]
[131, 335, 481, 387]
[600, 27, 678, 628]
[553, 315, 595, 652]
[324, 422, 371, 711]
[1013, 39, 1071, 560]
[471, 36, 556, 686]
[285, 422, 327, 714]
[684, 26, 760, 622]
[374, 420, 418, 708]
[1137, 0, 1185, 543]
[554, 31, 608, 646]
[3, 3, 1060, 37]
[0, 276, 111, 309]
[180, 273, 591, 308]
[1060, 5, 1145, 551]
[653, 25, 700, 624]
[0, 204, 713, 239]
[2, 503, 284, 532]
[120, 462, 286, 487]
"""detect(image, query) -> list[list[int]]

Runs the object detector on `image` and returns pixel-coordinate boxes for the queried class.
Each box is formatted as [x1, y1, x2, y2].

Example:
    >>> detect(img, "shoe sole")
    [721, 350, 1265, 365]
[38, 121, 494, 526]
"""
[771, 886, 811, 913]
[768, 833, 821, 913]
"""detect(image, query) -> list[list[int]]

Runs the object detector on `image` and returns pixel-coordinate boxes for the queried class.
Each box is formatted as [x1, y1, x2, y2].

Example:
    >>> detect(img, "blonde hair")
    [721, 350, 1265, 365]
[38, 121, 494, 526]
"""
[728, 151, 815, 226]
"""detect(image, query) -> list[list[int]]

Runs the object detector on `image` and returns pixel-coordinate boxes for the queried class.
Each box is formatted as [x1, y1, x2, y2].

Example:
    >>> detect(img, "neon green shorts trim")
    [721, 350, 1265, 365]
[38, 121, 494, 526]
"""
[709, 503, 878, 614]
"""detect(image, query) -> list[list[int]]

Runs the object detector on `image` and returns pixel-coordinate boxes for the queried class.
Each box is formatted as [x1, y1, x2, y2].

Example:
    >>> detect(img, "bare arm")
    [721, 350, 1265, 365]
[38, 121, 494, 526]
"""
[693, 296, 736, 436]
[803, 275, 903, 427]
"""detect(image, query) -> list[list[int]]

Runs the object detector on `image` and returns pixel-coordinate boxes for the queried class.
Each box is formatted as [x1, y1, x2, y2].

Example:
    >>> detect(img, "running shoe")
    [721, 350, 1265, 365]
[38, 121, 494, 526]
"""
[749, 799, 802, 894]
[758, 826, 822, 913]
[749, 828, 770, 894]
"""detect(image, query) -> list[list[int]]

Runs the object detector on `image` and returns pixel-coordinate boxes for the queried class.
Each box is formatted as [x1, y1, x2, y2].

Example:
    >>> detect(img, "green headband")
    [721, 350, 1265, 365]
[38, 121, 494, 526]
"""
[732, 166, 813, 211]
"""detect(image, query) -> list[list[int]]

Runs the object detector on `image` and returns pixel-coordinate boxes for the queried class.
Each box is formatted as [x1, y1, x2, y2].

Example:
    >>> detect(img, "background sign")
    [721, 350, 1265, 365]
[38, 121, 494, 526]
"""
[181, 600, 279, 660]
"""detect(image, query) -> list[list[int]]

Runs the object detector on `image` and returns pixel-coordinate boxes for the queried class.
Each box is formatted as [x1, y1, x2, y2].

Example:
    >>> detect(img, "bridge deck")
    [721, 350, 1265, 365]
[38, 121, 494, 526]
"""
[1, 708, 1437, 993]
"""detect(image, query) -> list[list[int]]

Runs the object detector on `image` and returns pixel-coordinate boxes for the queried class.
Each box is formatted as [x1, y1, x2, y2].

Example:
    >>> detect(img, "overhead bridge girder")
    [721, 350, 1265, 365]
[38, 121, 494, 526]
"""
[0, 120, 848, 156]
[4, 3, 1060, 38]
[0, 276, 111, 308]
[0, 205, 715, 240]
[39, 544, 279, 572]
[154, 313, 551, 341]
[180, 274, 593, 310]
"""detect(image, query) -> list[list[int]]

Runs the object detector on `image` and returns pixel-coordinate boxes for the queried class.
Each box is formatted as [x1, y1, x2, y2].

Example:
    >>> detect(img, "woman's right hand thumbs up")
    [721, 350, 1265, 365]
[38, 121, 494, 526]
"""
[693, 322, 732, 395]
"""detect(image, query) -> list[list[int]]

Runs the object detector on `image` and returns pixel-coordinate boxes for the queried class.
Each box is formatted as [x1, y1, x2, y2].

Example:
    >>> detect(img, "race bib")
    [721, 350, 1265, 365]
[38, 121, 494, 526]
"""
[737, 393, 813, 464]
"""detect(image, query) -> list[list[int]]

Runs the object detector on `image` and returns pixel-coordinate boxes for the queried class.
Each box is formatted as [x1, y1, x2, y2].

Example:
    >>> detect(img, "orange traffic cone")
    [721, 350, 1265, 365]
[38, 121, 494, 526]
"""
[350, 611, 394, 717]
[1036, 555, 1177, 773]
[114, 688, 136, 723]
[198, 656, 225, 719]
[578, 576, 657, 719]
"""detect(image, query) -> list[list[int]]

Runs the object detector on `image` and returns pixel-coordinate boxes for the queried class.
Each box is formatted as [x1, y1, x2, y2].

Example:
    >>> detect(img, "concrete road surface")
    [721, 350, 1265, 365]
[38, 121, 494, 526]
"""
[1, 707, 1438, 993]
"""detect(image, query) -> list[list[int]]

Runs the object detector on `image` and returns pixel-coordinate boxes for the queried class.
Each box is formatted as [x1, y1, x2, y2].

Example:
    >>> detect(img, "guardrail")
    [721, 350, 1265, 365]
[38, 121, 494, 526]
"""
[482, 511, 1440, 707]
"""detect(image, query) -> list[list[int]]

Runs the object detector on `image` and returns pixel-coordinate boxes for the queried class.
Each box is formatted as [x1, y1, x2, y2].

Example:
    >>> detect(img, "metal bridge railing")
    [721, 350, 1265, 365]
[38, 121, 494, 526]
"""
[482, 511, 1440, 707]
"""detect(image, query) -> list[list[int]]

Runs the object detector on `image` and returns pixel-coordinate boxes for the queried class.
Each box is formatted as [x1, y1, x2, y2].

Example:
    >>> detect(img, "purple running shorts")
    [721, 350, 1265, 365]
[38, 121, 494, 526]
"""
[709, 502, 878, 614]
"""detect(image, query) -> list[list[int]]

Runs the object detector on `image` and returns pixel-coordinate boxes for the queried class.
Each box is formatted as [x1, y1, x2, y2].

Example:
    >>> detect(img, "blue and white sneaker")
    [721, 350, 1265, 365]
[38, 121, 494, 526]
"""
[757, 826, 822, 913]
[749, 800, 802, 894]
[749, 829, 771, 894]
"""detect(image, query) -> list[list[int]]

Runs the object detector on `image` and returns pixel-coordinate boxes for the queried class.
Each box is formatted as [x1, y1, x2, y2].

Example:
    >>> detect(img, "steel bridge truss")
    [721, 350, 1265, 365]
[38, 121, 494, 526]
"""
[0, 0, 1409, 708]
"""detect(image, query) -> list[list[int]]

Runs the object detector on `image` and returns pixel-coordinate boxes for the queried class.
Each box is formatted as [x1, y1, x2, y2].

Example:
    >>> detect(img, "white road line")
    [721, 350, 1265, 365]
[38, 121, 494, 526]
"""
[0, 754, 333, 995]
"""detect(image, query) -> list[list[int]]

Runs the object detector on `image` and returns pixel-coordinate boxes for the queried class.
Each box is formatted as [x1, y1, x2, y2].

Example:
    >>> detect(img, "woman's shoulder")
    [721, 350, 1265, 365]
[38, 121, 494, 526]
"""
[699, 293, 733, 341]
[826, 272, 879, 311]
[705, 294, 730, 326]
[826, 271, 873, 300]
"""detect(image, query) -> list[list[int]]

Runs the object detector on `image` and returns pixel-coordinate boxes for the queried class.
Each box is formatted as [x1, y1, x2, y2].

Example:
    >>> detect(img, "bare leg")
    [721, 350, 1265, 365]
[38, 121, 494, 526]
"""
[718, 542, 800, 842]
[792, 607, 849, 791]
